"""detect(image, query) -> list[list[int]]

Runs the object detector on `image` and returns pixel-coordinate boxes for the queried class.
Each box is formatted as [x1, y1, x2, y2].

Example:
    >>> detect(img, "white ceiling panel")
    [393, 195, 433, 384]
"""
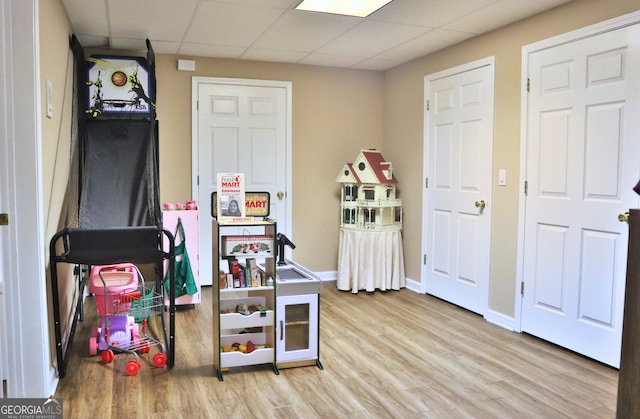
[252, 11, 360, 53]
[375, 28, 475, 62]
[352, 57, 404, 71]
[298, 53, 369, 68]
[61, 0, 575, 71]
[212, 0, 297, 8]
[371, 0, 496, 28]
[241, 48, 308, 63]
[317, 20, 431, 58]
[61, 0, 109, 37]
[179, 42, 247, 59]
[108, 0, 199, 42]
[185, 2, 285, 46]
[443, 0, 573, 33]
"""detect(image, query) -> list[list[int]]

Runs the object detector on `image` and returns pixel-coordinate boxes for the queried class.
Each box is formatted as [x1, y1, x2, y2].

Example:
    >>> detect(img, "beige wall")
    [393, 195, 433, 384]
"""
[40, 0, 72, 239]
[384, 0, 640, 317]
[155, 58, 384, 272]
[40, 0, 74, 366]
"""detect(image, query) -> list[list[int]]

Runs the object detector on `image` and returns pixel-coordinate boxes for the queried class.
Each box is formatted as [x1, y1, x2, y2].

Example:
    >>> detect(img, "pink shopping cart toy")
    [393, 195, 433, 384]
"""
[89, 263, 139, 316]
[88, 263, 167, 375]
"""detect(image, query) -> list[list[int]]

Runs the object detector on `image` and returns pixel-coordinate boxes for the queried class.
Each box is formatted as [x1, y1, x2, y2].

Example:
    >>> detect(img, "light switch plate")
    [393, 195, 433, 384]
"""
[498, 169, 507, 186]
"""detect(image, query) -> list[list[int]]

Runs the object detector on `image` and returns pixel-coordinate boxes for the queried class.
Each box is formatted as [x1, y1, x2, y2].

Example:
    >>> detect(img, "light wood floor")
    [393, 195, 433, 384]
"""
[55, 283, 618, 418]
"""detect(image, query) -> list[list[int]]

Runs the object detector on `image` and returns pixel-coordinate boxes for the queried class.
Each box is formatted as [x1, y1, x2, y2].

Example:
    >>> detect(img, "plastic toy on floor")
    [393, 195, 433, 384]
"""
[88, 263, 167, 375]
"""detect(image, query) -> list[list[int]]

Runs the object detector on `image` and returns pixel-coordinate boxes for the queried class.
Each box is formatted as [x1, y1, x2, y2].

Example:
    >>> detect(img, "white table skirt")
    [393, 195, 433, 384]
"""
[337, 228, 406, 293]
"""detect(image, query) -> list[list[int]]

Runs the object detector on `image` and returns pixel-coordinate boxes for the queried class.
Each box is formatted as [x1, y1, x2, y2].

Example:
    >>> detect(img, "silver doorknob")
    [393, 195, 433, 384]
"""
[277, 191, 285, 200]
[475, 200, 486, 210]
[619, 212, 629, 223]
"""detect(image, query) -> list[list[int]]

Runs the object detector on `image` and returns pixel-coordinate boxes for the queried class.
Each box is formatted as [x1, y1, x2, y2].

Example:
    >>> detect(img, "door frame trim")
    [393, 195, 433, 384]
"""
[190, 76, 293, 240]
[1, 0, 55, 396]
[515, 10, 640, 332]
[421, 56, 495, 302]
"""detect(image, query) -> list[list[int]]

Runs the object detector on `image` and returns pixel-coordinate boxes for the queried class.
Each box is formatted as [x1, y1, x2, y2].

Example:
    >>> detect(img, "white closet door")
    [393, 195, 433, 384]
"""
[423, 59, 495, 316]
[520, 22, 640, 367]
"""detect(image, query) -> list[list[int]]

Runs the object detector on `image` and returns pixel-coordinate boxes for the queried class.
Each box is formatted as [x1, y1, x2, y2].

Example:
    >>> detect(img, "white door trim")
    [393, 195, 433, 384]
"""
[421, 56, 495, 296]
[1, 0, 55, 397]
[515, 10, 640, 332]
[0, 0, 8, 392]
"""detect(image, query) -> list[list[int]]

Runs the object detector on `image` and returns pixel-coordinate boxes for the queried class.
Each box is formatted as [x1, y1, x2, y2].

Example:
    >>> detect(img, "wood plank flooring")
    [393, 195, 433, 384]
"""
[55, 283, 618, 418]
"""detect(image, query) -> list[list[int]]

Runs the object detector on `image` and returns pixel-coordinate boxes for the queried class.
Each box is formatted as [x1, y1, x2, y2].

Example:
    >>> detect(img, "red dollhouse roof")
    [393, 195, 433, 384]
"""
[362, 150, 398, 184]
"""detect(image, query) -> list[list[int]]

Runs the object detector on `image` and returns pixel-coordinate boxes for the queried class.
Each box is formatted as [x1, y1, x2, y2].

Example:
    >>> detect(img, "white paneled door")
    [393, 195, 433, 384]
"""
[194, 78, 291, 286]
[520, 22, 640, 367]
[423, 59, 495, 315]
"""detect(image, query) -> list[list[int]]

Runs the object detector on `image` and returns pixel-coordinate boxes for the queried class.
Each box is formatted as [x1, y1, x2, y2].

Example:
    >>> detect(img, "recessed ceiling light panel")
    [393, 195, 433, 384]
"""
[295, 0, 393, 18]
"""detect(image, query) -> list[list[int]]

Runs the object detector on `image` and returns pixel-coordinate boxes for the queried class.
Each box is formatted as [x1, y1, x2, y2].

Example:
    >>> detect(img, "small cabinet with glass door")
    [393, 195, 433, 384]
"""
[276, 293, 321, 368]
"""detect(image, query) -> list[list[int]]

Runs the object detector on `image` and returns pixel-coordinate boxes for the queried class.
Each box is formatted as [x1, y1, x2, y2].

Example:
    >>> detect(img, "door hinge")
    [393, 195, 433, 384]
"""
[426, 100, 430, 111]
[425, 178, 429, 189]
[423, 254, 427, 264]
[526, 78, 530, 92]
[524, 180, 528, 196]
[0, 213, 7, 226]
[521, 281, 525, 296]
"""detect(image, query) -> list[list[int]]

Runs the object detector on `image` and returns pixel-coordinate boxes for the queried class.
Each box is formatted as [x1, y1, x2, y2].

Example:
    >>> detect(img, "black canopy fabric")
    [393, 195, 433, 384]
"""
[79, 119, 159, 229]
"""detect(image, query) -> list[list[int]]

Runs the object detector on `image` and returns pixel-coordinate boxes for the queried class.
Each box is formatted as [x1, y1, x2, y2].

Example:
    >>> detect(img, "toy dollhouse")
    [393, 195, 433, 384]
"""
[335, 149, 402, 230]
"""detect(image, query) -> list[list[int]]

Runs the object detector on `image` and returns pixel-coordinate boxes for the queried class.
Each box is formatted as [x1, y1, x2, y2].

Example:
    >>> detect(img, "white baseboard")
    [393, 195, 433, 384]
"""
[316, 271, 420, 293]
[404, 277, 421, 293]
[316, 271, 336, 281]
[47, 367, 58, 398]
[484, 309, 516, 331]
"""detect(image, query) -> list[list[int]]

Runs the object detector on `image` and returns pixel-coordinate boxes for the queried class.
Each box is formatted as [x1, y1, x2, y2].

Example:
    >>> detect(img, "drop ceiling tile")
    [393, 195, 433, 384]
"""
[298, 53, 366, 68]
[253, 10, 360, 52]
[178, 42, 246, 59]
[61, 0, 109, 36]
[375, 28, 474, 61]
[108, 0, 198, 41]
[185, 2, 285, 47]
[317, 20, 431, 58]
[352, 57, 403, 71]
[241, 48, 308, 63]
[371, 0, 497, 28]
[203, 0, 298, 8]
[444, 0, 574, 33]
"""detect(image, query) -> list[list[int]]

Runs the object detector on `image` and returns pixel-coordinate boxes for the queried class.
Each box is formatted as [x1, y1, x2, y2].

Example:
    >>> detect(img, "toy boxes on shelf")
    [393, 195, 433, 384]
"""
[221, 235, 273, 257]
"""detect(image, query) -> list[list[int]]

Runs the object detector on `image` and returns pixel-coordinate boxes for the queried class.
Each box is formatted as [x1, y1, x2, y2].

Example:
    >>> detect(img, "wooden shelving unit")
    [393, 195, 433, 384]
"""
[212, 218, 278, 381]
